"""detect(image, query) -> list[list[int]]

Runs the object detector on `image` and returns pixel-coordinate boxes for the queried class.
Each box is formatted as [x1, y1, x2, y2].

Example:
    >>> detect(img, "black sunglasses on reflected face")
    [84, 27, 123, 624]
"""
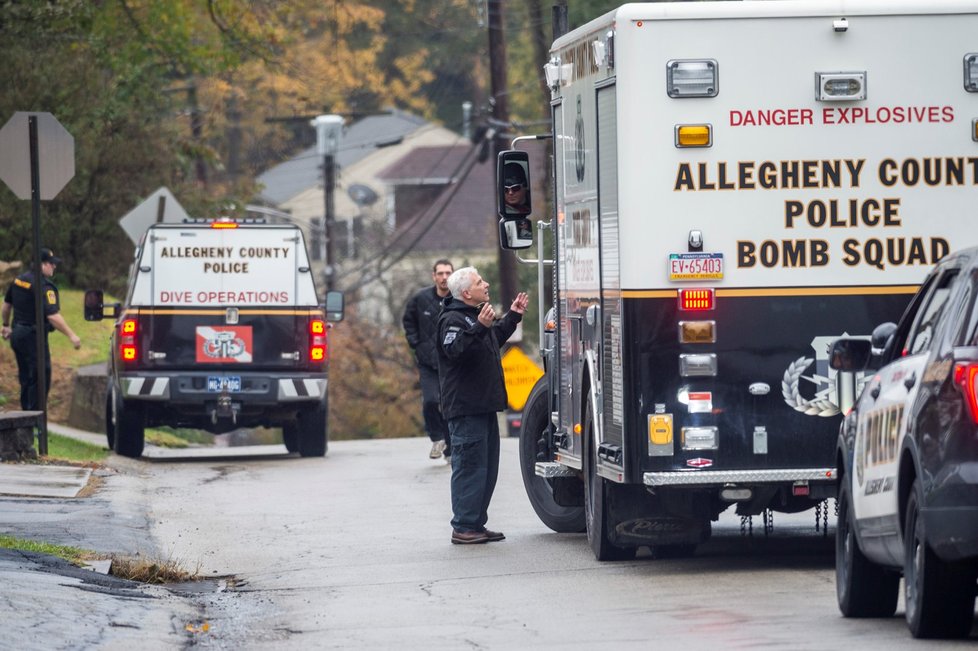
[504, 183, 524, 192]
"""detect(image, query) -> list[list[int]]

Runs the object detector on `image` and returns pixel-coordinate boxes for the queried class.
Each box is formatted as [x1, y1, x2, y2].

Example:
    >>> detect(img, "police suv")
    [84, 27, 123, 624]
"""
[85, 219, 343, 458]
[831, 248, 978, 639]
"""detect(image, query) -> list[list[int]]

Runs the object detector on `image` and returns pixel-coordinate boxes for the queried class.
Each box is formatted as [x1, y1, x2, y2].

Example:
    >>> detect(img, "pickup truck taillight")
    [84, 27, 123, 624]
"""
[953, 362, 978, 424]
[309, 318, 327, 362]
[119, 318, 138, 362]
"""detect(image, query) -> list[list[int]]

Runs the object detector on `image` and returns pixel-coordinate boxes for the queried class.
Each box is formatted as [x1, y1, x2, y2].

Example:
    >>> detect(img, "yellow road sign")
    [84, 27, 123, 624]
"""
[501, 346, 544, 411]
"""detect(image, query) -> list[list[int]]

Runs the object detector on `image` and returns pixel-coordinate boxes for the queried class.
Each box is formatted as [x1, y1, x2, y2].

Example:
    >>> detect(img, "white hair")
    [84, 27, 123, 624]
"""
[447, 267, 478, 300]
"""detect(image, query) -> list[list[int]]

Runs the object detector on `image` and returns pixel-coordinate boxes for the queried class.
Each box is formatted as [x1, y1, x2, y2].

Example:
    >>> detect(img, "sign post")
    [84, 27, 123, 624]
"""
[0, 112, 75, 455]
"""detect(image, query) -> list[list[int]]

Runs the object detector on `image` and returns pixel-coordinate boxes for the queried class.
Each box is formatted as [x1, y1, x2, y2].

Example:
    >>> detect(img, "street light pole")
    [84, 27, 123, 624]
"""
[311, 114, 344, 292]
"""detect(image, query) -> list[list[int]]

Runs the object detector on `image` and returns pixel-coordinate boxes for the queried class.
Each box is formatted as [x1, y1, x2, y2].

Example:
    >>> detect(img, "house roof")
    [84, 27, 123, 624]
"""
[379, 144, 496, 253]
[256, 109, 431, 205]
[379, 140, 549, 254]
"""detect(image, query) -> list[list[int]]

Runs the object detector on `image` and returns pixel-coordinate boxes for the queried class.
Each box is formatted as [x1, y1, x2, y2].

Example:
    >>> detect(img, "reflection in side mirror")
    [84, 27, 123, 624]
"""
[84, 289, 104, 322]
[84, 289, 121, 322]
[325, 290, 345, 322]
[828, 338, 872, 372]
[499, 218, 533, 250]
[497, 150, 531, 218]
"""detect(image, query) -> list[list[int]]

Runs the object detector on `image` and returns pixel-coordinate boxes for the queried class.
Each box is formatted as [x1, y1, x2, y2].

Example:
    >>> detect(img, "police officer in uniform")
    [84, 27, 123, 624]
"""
[1, 248, 81, 411]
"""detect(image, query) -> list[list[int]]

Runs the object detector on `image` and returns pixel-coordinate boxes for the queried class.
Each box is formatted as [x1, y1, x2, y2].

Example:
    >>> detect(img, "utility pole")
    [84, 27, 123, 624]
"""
[487, 0, 519, 305]
[312, 114, 343, 292]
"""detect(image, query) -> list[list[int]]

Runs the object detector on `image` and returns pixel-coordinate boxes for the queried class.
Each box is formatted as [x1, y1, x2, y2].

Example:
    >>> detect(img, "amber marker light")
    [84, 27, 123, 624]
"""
[675, 124, 712, 148]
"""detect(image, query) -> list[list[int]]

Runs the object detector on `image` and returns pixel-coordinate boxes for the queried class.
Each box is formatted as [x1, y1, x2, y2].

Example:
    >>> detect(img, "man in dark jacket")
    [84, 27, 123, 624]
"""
[437, 266, 528, 544]
[402, 259, 453, 460]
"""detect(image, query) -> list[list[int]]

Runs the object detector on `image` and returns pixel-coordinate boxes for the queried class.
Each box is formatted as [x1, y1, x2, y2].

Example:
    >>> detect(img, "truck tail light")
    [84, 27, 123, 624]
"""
[953, 362, 978, 424]
[678, 288, 715, 311]
[119, 318, 138, 362]
[309, 318, 328, 362]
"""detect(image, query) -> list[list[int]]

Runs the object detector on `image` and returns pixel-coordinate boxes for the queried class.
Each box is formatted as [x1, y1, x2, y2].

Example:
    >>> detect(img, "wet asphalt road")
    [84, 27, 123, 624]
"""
[1, 433, 975, 649]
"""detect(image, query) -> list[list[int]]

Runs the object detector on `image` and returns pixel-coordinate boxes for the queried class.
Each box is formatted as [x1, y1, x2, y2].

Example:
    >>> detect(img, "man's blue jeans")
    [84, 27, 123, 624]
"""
[448, 413, 500, 533]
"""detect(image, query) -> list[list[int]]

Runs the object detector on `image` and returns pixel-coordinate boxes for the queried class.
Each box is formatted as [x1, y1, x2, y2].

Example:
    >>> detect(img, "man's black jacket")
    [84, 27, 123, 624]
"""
[436, 297, 521, 419]
[402, 285, 443, 370]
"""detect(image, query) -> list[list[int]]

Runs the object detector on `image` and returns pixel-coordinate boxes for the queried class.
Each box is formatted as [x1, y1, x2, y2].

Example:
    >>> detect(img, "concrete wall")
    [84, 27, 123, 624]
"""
[67, 363, 108, 434]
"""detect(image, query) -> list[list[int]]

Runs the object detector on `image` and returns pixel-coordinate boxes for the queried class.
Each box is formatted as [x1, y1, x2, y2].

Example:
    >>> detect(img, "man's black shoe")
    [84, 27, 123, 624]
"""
[482, 529, 505, 542]
[451, 529, 490, 545]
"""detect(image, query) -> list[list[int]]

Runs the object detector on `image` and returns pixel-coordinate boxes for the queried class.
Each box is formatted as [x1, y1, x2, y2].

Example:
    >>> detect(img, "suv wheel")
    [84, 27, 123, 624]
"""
[836, 480, 898, 616]
[904, 479, 976, 638]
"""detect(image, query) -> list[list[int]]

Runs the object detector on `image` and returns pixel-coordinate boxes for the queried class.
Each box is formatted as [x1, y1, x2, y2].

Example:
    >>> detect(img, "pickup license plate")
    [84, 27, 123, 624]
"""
[669, 253, 724, 281]
[207, 376, 242, 392]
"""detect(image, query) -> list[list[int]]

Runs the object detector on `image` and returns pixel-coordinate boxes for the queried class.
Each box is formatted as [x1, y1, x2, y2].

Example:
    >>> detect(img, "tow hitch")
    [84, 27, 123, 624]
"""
[211, 389, 239, 425]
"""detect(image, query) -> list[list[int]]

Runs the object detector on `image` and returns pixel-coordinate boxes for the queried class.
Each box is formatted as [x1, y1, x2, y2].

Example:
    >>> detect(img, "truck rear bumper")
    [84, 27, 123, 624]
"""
[643, 468, 836, 486]
[119, 372, 327, 403]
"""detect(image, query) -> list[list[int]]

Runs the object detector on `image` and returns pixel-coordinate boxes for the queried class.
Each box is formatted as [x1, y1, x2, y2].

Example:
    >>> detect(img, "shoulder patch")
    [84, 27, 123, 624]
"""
[46, 290, 57, 305]
[464, 316, 475, 326]
[14, 278, 31, 290]
[443, 331, 457, 346]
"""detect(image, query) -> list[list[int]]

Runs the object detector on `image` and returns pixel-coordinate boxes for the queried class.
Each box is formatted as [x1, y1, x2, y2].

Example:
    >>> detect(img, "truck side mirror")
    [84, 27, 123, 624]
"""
[828, 338, 872, 371]
[497, 150, 532, 219]
[83, 289, 120, 322]
[871, 322, 897, 356]
[499, 218, 534, 250]
[83, 289, 104, 321]
[325, 290, 345, 322]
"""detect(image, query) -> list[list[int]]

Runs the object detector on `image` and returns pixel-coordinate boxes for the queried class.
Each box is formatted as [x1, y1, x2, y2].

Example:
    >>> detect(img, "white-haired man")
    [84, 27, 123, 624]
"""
[436, 266, 528, 544]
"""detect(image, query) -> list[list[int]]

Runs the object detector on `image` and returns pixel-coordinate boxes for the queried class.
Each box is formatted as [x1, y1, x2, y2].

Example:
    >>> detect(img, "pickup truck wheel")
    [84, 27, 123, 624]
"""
[297, 398, 328, 457]
[904, 479, 976, 638]
[835, 481, 898, 617]
[104, 390, 116, 450]
[112, 395, 145, 459]
[584, 401, 635, 562]
[520, 377, 585, 533]
[282, 423, 299, 453]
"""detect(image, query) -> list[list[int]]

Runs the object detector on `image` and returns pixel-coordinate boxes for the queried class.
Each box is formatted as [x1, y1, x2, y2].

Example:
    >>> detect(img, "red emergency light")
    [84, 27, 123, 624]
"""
[309, 318, 328, 362]
[678, 288, 715, 311]
[119, 318, 138, 362]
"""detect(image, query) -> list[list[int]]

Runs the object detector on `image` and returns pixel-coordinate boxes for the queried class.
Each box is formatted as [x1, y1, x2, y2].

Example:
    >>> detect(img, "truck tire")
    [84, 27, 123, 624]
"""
[520, 377, 585, 533]
[297, 398, 328, 458]
[112, 391, 145, 459]
[904, 479, 976, 638]
[104, 390, 116, 451]
[282, 423, 299, 454]
[835, 481, 898, 617]
[584, 402, 635, 562]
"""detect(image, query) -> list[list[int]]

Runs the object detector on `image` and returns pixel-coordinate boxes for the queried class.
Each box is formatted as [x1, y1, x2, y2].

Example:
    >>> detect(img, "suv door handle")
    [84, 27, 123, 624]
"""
[870, 385, 881, 400]
[904, 373, 917, 390]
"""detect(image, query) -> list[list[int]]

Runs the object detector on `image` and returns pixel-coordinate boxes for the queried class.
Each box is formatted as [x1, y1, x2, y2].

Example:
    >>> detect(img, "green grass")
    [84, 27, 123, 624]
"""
[48, 288, 118, 366]
[0, 534, 198, 582]
[0, 533, 92, 565]
[45, 432, 109, 462]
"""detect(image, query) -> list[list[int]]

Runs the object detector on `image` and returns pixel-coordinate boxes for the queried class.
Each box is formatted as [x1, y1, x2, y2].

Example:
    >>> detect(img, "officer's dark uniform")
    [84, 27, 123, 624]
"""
[4, 270, 60, 410]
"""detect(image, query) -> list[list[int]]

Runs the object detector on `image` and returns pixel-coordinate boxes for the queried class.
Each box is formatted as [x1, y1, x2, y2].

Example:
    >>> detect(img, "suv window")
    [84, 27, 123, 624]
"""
[955, 268, 978, 346]
[906, 269, 959, 355]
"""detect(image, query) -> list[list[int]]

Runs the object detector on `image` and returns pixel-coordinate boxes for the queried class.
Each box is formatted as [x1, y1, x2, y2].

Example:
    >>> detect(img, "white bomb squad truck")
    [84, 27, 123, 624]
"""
[499, 0, 978, 560]
[85, 219, 344, 459]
